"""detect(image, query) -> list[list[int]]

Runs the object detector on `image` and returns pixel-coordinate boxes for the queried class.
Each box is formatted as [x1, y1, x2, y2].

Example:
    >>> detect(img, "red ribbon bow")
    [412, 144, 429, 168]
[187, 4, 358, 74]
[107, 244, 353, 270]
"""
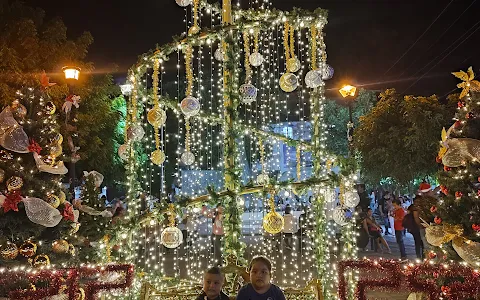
[28, 139, 42, 155]
[63, 202, 75, 221]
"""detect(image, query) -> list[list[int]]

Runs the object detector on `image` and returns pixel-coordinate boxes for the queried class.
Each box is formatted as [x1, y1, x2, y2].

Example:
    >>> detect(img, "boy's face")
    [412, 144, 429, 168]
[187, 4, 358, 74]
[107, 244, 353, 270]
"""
[250, 262, 271, 290]
[203, 273, 224, 299]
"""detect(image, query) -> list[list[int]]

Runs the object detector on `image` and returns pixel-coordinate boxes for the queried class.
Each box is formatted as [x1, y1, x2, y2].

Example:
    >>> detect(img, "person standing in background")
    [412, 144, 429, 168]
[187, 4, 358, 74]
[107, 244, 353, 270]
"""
[378, 191, 392, 235]
[392, 199, 407, 259]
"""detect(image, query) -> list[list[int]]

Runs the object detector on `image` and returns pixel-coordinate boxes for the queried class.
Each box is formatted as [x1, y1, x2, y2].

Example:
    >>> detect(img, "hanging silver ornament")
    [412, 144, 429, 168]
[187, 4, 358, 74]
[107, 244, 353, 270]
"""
[180, 96, 200, 117]
[175, 0, 192, 7]
[181, 151, 195, 166]
[322, 64, 334, 80]
[214, 48, 224, 62]
[286, 57, 301, 73]
[239, 83, 258, 104]
[305, 69, 323, 88]
[249, 52, 264, 67]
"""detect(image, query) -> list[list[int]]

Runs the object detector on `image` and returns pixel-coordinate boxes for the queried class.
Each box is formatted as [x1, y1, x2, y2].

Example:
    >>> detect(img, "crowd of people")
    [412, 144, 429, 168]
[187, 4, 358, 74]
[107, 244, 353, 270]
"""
[355, 182, 437, 260]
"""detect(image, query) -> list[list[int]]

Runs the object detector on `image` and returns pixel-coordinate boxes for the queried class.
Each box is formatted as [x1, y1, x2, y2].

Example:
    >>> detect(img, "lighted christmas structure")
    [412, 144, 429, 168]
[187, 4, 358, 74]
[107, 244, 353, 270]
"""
[116, 0, 360, 299]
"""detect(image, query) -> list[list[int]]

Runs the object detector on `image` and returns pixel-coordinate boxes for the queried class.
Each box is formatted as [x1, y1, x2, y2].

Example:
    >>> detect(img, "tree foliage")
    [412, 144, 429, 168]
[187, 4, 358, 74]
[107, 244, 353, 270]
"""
[0, 1, 124, 187]
[325, 88, 378, 157]
[354, 88, 456, 185]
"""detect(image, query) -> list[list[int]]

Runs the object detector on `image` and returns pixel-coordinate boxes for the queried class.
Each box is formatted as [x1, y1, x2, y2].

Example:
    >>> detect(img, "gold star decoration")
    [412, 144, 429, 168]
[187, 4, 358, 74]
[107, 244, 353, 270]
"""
[452, 66, 480, 99]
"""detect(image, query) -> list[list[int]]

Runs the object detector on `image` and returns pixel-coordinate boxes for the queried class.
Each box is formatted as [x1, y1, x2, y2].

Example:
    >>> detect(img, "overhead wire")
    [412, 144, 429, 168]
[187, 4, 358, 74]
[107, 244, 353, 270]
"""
[402, 21, 480, 94]
[383, 0, 454, 76]
[396, 0, 477, 78]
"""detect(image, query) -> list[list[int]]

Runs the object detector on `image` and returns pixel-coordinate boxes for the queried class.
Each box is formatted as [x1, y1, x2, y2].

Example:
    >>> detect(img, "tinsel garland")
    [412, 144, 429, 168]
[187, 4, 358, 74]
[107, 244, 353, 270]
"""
[338, 259, 480, 300]
[0, 264, 134, 300]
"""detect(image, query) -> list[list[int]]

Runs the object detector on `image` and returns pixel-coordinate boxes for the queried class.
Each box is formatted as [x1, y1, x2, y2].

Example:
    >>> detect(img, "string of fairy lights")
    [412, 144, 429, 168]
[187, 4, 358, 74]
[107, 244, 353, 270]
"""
[116, 1, 360, 298]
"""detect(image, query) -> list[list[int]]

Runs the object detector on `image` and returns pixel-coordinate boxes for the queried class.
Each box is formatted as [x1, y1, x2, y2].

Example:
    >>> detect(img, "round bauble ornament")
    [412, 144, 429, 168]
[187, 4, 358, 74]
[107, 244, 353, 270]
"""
[46, 193, 60, 208]
[286, 57, 301, 73]
[305, 69, 323, 88]
[333, 206, 351, 226]
[214, 48, 224, 62]
[263, 211, 284, 234]
[161, 226, 183, 248]
[322, 64, 334, 80]
[256, 173, 269, 185]
[46, 101, 56, 115]
[118, 144, 129, 161]
[49, 144, 63, 158]
[181, 151, 195, 166]
[344, 191, 360, 208]
[150, 149, 166, 165]
[249, 52, 264, 67]
[6, 176, 23, 192]
[147, 105, 167, 128]
[59, 191, 66, 204]
[0, 150, 13, 161]
[239, 83, 257, 104]
[53, 133, 63, 145]
[33, 254, 50, 267]
[19, 240, 37, 258]
[127, 125, 145, 142]
[279, 73, 298, 93]
[0, 168, 5, 183]
[11, 100, 27, 119]
[175, 0, 192, 7]
[68, 244, 76, 256]
[70, 222, 80, 234]
[180, 96, 200, 117]
[52, 240, 70, 254]
[188, 25, 200, 36]
[1, 242, 19, 260]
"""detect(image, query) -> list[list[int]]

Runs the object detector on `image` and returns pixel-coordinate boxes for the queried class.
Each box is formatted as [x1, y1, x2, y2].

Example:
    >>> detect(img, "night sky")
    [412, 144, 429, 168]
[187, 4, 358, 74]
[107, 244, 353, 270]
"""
[22, 0, 480, 98]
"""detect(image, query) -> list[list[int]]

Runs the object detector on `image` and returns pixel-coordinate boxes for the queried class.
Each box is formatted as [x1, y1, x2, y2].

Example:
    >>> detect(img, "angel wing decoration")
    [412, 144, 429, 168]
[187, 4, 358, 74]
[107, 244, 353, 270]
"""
[0, 107, 29, 153]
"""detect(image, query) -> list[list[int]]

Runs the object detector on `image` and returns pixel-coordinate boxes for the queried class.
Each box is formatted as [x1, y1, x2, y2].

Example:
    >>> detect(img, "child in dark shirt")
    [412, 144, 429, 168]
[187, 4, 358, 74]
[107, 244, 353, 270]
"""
[236, 256, 286, 300]
[196, 267, 230, 300]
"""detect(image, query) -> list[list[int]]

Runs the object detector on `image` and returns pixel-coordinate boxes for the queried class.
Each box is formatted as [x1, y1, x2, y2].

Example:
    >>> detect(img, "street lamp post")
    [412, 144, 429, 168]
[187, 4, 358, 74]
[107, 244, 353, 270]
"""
[62, 66, 81, 194]
[339, 85, 357, 156]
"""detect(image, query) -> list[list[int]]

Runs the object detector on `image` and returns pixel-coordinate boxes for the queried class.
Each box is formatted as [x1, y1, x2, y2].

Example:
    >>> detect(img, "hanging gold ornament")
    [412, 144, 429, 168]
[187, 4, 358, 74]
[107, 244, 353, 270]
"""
[1, 242, 19, 260]
[59, 191, 66, 204]
[287, 57, 301, 73]
[279, 73, 298, 93]
[147, 105, 167, 128]
[32, 254, 50, 267]
[6, 176, 23, 192]
[161, 204, 183, 248]
[188, 0, 200, 36]
[49, 144, 63, 158]
[52, 239, 70, 254]
[46, 193, 60, 208]
[68, 244, 76, 256]
[150, 149, 166, 165]
[263, 192, 284, 234]
[45, 101, 56, 115]
[263, 211, 284, 234]
[19, 240, 37, 258]
[53, 133, 63, 145]
[70, 222, 80, 234]
[11, 99, 27, 119]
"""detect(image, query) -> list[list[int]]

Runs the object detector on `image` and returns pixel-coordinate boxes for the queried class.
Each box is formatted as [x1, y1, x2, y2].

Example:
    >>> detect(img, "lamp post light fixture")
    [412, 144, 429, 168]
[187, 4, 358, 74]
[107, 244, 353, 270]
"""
[62, 66, 81, 80]
[339, 85, 357, 155]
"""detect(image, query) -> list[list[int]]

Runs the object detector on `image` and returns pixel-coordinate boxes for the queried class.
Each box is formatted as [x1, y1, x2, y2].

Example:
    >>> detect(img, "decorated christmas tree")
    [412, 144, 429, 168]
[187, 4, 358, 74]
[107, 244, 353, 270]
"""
[429, 66, 480, 264]
[0, 75, 76, 267]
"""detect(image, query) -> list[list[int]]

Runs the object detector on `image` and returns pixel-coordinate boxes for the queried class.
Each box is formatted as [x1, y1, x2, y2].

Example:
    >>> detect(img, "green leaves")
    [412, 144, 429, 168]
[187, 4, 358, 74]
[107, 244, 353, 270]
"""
[354, 89, 456, 185]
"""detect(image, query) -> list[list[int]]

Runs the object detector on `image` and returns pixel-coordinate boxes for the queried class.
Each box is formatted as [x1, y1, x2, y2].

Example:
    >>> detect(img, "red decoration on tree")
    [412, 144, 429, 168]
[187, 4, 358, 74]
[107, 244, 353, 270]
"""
[428, 251, 437, 259]
[441, 285, 451, 296]
[477, 190, 480, 197]
[436, 156, 442, 163]
[40, 71, 56, 89]
[472, 224, 480, 232]
[434, 216, 442, 224]
[28, 139, 42, 154]
[62, 202, 75, 221]
[440, 185, 448, 195]
[466, 112, 474, 119]
[2, 191, 22, 213]
[455, 191, 463, 199]
[454, 120, 461, 128]
[430, 206, 437, 213]
[458, 101, 465, 108]
[444, 165, 451, 172]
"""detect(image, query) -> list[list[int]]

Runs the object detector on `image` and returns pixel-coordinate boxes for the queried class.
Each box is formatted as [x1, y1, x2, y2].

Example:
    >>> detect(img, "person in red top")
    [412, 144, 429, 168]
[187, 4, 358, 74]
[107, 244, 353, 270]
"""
[391, 198, 407, 259]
